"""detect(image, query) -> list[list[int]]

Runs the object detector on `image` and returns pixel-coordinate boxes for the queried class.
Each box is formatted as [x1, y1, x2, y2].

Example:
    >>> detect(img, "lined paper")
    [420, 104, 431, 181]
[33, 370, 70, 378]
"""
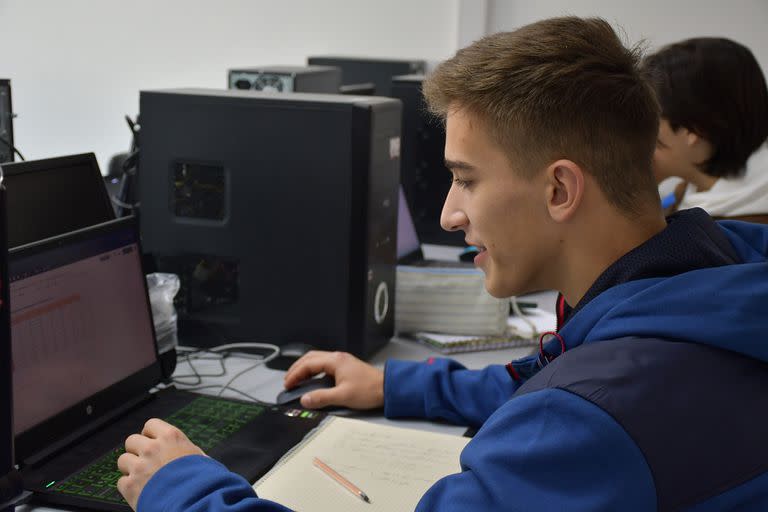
[254, 417, 470, 511]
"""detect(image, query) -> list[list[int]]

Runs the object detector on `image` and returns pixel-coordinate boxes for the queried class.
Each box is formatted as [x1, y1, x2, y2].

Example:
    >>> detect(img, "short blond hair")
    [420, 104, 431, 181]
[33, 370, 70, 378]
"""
[424, 17, 660, 215]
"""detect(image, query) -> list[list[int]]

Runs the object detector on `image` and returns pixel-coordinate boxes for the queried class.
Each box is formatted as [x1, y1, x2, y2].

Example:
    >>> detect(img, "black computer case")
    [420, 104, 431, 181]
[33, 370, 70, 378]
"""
[307, 56, 425, 96]
[228, 66, 341, 94]
[391, 75, 464, 246]
[0, 80, 14, 164]
[138, 88, 400, 358]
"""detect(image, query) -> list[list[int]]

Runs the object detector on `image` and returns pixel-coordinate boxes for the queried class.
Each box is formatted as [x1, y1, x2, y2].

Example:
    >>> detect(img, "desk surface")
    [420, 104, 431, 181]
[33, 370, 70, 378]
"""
[20, 290, 557, 512]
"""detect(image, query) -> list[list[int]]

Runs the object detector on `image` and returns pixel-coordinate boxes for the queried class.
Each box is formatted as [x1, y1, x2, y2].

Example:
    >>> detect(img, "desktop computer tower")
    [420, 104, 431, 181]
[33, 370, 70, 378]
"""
[307, 56, 425, 96]
[391, 75, 463, 246]
[0, 80, 14, 164]
[228, 66, 341, 93]
[138, 88, 401, 358]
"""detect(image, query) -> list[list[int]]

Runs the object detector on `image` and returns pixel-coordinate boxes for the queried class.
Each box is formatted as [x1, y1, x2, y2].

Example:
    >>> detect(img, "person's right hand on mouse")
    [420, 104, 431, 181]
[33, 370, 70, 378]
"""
[283, 351, 384, 410]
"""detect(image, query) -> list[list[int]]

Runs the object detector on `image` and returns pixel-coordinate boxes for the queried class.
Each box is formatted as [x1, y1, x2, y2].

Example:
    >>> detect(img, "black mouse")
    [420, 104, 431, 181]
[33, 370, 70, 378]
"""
[275, 374, 336, 406]
[266, 342, 316, 371]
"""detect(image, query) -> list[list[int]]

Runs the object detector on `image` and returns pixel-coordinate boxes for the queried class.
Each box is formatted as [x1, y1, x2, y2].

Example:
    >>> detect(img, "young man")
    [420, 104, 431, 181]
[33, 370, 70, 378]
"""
[643, 38, 768, 221]
[117, 17, 768, 511]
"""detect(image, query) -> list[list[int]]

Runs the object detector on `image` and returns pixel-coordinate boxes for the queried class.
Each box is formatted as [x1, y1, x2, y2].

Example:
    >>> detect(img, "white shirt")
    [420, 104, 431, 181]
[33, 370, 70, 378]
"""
[679, 145, 768, 217]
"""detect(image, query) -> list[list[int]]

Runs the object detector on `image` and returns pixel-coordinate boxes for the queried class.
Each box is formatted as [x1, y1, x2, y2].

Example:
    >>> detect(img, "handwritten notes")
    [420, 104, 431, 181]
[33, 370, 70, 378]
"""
[254, 417, 470, 511]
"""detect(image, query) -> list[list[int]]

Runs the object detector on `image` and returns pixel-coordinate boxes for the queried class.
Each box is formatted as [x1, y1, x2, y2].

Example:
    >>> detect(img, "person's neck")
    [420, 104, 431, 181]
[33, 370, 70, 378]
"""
[556, 206, 667, 307]
[686, 170, 719, 193]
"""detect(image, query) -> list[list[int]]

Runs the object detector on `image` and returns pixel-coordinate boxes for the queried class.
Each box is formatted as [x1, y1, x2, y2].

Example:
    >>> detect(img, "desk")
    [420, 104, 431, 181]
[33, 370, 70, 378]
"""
[19, 290, 557, 511]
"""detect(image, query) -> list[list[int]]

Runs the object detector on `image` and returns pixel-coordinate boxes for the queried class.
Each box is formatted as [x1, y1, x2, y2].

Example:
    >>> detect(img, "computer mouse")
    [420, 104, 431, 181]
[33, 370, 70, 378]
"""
[275, 374, 336, 406]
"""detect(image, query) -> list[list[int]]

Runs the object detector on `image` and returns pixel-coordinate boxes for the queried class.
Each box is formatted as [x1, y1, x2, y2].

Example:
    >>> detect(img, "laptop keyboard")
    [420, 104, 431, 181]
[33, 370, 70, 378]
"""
[49, 396, 265, 504]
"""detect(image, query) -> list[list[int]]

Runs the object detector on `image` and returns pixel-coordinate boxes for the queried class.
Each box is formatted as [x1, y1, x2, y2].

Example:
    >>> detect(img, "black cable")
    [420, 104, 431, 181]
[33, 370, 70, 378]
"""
[0, 135, 25, 161]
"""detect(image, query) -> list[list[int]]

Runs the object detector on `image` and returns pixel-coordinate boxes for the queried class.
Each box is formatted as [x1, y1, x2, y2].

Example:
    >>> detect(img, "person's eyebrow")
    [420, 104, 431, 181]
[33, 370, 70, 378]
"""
[444, 159, 476, 172]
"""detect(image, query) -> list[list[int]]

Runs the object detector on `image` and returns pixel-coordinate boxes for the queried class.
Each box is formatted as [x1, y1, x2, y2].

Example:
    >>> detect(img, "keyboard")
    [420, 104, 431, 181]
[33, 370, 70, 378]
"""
[50, 396, 265, 504]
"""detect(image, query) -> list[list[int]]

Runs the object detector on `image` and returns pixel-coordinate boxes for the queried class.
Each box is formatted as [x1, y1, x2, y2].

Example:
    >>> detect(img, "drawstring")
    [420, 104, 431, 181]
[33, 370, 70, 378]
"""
[537, 331, 566, 367]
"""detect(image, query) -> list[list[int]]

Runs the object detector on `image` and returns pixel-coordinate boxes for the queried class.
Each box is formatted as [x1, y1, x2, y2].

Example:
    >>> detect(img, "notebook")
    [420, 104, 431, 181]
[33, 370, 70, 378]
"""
[10, 217, 324, 511]
[412, 307, 557, 354]
[254, 416, 470, 511]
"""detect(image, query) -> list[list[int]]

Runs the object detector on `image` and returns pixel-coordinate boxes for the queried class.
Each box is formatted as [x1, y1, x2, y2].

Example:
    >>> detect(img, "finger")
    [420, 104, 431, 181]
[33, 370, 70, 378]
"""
[141, 418, 172, 438]
[117, 451, 139, 475]
[117, 475, 138, 511]
[284, 353, 339, 388]
[284, 350, 327, 380]
[300, 386, 346, 409]
[124, 433, 151, 456]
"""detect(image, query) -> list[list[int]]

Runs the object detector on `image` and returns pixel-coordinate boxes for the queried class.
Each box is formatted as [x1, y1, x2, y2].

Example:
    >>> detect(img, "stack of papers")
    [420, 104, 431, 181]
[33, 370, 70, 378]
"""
[396, 265, 510, 336]
[411, 307, 557, 354]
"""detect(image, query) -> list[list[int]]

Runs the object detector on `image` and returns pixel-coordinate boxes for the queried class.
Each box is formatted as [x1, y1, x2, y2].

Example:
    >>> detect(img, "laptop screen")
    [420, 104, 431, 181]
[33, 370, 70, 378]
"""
[2, 153, 115, 248]
[10, 219, 157, 436]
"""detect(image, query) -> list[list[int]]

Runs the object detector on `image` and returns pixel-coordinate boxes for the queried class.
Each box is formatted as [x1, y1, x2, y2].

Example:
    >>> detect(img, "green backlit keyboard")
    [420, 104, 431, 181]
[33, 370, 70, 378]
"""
[50, 396, 265, 504]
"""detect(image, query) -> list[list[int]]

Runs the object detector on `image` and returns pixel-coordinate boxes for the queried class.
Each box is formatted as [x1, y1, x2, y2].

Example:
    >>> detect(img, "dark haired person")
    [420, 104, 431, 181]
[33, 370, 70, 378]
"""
[116, 18, 768, 511]
[644, 37, 768, 222]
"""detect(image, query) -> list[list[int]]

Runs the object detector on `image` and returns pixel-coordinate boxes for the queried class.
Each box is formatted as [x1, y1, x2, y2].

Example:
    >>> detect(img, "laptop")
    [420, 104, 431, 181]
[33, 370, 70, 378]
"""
[11, 216, 324, 511]
[0, 167, 24, 508]
[1, 153, 115, 248]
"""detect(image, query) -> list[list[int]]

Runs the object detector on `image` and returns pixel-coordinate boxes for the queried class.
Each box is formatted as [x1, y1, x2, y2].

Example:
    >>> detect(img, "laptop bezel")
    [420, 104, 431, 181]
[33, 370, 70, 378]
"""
[10, 216, 163, 464]
[1, 152, 115, 248]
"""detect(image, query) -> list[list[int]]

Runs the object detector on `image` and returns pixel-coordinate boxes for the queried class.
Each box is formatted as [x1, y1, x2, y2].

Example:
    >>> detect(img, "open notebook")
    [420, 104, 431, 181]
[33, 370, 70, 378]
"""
[253, 417, 470, 511]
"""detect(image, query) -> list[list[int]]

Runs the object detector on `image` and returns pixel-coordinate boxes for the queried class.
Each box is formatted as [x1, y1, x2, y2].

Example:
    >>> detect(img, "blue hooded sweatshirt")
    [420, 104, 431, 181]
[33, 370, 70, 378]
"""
[136, 209, 768, 512]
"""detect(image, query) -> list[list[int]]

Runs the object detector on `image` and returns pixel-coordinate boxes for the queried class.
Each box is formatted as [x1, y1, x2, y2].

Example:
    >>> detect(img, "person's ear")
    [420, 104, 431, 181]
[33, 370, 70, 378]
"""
[684, 128, 714, 163]
[685, 129, 701, 147]
[545, 159, 584, 223]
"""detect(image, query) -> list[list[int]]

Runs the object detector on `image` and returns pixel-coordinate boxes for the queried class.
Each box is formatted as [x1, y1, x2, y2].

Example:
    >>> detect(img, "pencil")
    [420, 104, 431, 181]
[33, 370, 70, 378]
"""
[313, 457, 371, 504]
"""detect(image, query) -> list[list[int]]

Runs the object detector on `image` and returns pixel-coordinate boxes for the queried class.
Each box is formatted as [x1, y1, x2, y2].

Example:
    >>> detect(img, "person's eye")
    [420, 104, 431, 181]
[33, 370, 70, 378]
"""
[452, 177, 472, 189]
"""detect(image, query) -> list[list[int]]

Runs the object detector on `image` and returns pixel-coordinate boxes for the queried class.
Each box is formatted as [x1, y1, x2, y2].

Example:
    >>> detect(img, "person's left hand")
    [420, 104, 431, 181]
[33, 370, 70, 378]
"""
[117, 418, 206, 510]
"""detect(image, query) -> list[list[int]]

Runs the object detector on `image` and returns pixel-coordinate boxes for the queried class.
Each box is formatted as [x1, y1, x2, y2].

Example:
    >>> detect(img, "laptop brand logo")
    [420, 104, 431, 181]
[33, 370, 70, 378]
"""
[86, 405, 93, 416]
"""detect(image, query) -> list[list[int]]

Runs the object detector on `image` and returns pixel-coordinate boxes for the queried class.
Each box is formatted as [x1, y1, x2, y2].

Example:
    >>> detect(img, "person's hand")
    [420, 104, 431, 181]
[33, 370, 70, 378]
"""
[117, 418, 205, 510]
[284, 351, 384, 410]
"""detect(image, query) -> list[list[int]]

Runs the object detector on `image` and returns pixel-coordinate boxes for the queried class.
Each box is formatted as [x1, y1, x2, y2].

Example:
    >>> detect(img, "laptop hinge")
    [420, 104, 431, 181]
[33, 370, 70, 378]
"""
[20, 393, 153, 468]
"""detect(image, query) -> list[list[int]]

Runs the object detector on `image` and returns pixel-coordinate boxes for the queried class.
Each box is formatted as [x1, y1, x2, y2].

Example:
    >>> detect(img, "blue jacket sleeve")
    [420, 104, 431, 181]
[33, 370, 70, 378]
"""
[137, 455, 292, 512]
[415, 388, 656, 512]
[383, 358, 520, 427]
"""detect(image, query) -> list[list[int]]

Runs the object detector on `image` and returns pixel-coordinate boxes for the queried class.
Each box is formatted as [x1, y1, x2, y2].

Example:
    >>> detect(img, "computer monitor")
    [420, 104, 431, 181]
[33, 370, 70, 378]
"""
[1, 153, 115, 248]
[391, 74, 464, 246]
[138, 88, 401, 357]
[0, 80, 13, 164]
[397, 186, 421, 261]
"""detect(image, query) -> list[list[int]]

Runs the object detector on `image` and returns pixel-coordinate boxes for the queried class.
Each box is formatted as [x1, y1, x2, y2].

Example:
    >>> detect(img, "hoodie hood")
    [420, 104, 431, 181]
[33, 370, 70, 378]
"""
[511, 208, 768, 381]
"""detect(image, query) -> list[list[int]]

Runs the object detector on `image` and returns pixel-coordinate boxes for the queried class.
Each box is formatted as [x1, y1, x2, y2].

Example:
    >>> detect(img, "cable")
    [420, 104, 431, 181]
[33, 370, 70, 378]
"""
[215, 344, 280, 397]
[172, 350, 227, 386]
[0, 135, 25, 161]
[171, 342, 281, 403]
[510, 296, 540, 339]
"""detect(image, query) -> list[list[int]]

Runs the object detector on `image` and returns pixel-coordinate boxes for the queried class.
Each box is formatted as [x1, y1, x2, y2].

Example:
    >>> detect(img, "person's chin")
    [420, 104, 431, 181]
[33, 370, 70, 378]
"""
[483, 274, 508, 299]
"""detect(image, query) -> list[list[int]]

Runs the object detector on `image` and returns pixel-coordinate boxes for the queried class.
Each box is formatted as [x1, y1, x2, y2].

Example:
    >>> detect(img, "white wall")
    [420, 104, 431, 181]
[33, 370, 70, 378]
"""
[0, 0, 460, 171]
[4, 0, 767, 175]
[485, 0, 768, 78]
